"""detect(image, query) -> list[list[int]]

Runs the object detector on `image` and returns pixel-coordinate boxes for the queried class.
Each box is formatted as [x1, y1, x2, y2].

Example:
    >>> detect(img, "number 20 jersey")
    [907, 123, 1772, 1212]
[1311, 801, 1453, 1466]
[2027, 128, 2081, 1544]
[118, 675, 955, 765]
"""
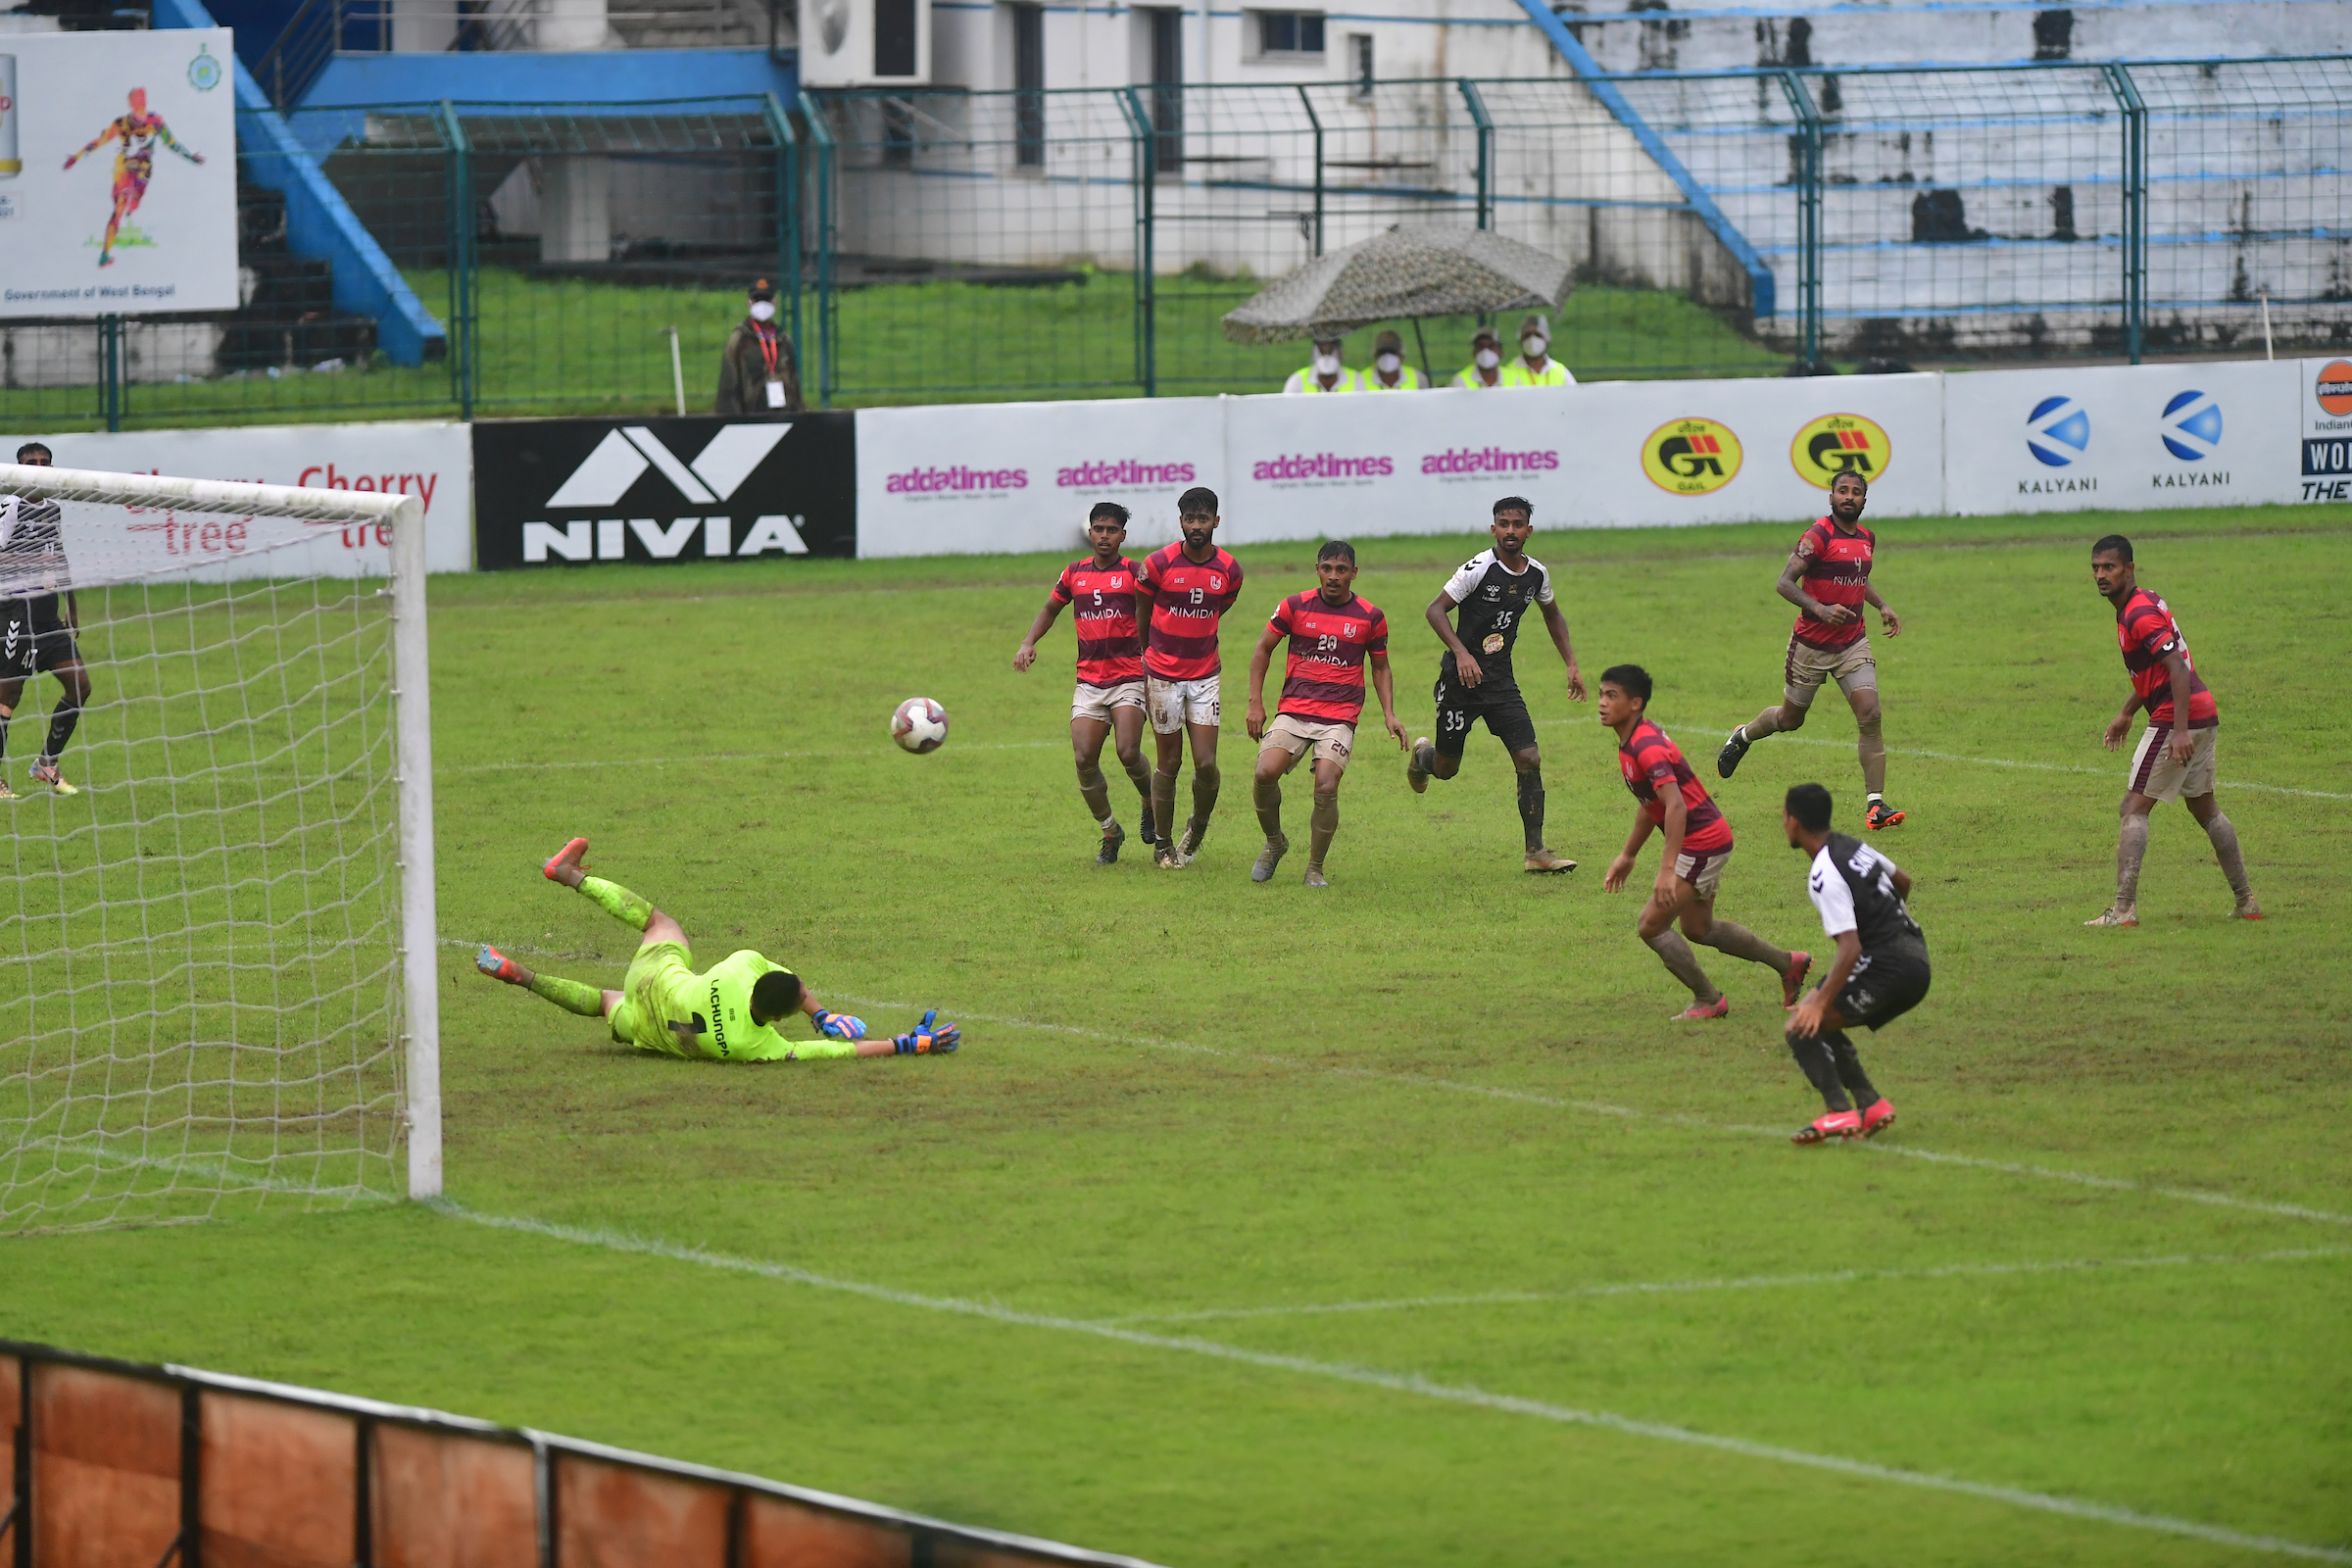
[1440, 550, 1553, 688]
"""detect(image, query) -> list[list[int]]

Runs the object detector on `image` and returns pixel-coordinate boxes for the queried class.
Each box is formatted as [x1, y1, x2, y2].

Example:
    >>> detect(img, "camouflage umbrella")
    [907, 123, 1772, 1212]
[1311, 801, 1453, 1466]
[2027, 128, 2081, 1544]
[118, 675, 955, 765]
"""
[1219, 225, 1574, 346]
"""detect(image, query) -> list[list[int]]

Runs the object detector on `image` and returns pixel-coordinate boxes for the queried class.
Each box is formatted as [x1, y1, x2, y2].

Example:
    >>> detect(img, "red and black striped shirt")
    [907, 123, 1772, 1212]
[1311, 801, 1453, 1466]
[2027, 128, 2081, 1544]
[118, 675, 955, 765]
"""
[1137, 543, 1244, 681]
[2116, 585, 2218, 729]
[1791, 516, 1874, 651]
[1269, 590, 1389, 725]
[1049, 555, 1145, 689]
[1619, 718, 1735, 854]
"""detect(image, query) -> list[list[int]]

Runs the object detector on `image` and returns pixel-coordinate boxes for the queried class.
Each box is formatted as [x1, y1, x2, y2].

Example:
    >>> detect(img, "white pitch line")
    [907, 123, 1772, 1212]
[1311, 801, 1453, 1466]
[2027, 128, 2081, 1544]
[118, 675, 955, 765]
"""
[431, 1201, 2352, 1564]
[1093, 1246, 2352, 1326]
[828, 995, 2352, 1230]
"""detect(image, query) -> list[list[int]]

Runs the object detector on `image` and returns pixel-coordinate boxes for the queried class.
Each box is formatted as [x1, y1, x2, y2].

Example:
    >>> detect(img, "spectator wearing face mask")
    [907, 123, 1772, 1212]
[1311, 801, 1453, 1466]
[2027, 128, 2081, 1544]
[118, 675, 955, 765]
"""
[1361, 328, 1425, 390]
[1282, 334, 1362, 394]
[1502, 314, 1574, 387]
[1452, 328, 1506, 388]
[717, 279, 804, 415]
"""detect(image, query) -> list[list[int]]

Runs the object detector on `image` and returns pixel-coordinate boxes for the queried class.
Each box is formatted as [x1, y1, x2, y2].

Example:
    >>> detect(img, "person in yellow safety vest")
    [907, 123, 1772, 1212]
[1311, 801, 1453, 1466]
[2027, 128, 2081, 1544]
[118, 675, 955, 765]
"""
[1363, 328, 1426, 390]
[1283, 334, 1363, 394]
[1501, 313, 1576, 387]
[1452, 327, 1506, 388]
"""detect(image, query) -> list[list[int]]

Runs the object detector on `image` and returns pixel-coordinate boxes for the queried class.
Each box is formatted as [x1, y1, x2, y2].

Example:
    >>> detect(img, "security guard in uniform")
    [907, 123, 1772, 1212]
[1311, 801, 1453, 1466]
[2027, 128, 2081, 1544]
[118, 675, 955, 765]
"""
[1362, 328, 1425, 390]
[1452, 327, 1505, 388]
[1283, 334, 1363, 394]
[1501, 313, 1575, 387]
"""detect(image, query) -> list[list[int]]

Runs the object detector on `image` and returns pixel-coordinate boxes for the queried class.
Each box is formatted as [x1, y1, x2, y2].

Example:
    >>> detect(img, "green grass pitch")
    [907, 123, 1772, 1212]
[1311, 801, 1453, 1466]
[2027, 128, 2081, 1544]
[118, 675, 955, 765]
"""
[5, 503, 2349, 1565]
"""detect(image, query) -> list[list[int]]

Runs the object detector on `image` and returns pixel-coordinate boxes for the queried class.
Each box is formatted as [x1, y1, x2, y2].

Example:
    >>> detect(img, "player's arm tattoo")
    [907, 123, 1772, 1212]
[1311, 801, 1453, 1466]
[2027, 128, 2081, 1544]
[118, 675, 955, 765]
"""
[1773, 553, 1822, 616]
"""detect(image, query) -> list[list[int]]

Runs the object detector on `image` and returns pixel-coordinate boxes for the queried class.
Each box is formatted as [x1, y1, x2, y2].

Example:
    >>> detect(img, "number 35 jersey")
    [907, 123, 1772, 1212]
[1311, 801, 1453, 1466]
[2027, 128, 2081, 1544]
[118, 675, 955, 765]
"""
[1440, 550, 1553, 689]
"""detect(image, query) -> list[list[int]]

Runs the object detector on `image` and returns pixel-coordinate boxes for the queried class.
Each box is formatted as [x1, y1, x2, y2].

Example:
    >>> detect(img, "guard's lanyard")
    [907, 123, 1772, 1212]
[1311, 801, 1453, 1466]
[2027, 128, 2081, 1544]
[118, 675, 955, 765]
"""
[755, 323, 780, 377]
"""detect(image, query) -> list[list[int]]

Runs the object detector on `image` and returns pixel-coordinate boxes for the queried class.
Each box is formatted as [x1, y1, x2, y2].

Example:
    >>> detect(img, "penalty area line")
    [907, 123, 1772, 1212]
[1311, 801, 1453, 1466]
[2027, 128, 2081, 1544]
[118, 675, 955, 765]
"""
[430, 1201, 2352, 1564]
[832, 995, 2352, 1231]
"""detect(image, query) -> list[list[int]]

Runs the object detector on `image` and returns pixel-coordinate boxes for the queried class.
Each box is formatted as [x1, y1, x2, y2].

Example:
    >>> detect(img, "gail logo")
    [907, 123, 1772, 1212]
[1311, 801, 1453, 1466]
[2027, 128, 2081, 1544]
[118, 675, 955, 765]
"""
[2160, 390, 2223, 462]
[2027, 396, 2090, 467]
[547, 424, 792, 507]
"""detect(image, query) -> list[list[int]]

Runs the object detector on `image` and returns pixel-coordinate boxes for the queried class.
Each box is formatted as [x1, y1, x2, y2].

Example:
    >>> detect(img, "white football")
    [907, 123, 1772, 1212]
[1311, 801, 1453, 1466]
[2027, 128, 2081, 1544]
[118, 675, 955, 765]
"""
[891, 696, 949, 754]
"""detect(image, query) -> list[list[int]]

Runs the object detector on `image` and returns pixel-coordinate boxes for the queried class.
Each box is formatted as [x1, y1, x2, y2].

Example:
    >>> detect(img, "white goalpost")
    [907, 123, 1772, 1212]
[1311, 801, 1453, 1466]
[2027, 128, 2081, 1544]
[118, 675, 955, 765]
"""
[0, 463, 439, 1233]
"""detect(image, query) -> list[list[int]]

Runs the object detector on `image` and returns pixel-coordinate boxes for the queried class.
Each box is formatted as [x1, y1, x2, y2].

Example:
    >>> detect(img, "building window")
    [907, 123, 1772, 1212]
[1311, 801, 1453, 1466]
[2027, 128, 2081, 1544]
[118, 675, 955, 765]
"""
[1011, 2, 1045, 169]
[1253, 10, 1325, 56]
[1146, 9, 1184, 175]
[1349, 32, 1373, 95]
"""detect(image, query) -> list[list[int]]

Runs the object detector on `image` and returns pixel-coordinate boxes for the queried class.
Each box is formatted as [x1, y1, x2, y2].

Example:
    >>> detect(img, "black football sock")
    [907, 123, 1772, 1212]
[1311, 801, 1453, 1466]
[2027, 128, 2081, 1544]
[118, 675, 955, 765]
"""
[1515, 766, 1545, 852]
[41, 691, 80, 762]
[1824, 1030, 1880, 1108]
[1786, 1029, 1852, 1111]
[0, 704, 12, 764]
[1414, 740, 1442, 778]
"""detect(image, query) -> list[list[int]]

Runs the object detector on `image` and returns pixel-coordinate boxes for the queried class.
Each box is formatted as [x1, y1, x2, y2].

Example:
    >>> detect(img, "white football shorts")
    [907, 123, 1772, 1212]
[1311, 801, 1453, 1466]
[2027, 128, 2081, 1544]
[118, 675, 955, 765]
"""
[1148, 673, 1220, 735]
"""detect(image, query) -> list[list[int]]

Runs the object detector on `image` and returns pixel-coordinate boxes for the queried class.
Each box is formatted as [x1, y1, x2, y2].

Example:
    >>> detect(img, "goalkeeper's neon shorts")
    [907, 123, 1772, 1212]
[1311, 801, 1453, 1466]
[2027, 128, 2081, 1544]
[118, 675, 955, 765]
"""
[611, 940, 704, 1057]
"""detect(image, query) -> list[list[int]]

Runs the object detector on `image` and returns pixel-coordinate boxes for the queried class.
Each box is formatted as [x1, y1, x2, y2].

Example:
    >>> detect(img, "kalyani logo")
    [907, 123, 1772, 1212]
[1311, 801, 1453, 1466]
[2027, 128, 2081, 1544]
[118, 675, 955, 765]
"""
[522, 424, 808, 563]
[2152, 389, 2228, 490]
[2019, 395, 2096, 495]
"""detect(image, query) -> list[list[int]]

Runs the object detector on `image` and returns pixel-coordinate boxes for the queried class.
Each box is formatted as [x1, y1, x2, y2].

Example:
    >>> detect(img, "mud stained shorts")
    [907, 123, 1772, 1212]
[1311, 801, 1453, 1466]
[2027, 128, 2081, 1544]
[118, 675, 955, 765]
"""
[1260, 712, 1355, 772]
[1784, 634, 1875, 707]
[0, 594, 78, 681]
[1432, 669, 1537, 758]
[1834, 937, 1932, 1031]
[1071, 679, 1147, 726]
[1147, 673, 1220, 734]
[610, 940, 707, 1058]
[1672, 844, 1732, 900]
[2128, 722, 2219, 804]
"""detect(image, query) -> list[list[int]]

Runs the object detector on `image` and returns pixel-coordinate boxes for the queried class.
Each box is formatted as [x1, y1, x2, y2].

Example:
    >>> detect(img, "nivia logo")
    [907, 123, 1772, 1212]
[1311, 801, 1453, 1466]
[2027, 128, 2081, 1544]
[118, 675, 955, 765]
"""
[2160, 390, 2223, 462]
[2027, 396, 2090, 467]
[546, 424, 791, 508]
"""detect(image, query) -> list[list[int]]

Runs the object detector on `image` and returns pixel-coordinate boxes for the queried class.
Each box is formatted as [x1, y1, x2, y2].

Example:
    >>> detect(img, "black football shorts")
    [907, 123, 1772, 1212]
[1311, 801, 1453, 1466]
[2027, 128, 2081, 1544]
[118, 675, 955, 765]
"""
[1433, 667, 1538, 759]
[1835, 938, 1932, 1031]
[0, 595, 77, 682]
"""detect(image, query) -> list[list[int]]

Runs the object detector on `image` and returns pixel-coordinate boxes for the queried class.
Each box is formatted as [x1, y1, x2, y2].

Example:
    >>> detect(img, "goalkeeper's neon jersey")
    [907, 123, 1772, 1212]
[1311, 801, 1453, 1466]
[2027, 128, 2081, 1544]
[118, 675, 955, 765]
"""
[701, 950, 802, 1061]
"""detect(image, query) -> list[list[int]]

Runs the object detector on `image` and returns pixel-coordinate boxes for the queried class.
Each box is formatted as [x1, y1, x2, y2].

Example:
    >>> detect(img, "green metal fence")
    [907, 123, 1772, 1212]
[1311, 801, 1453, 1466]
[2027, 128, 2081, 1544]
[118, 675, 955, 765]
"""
[2, 61, 2344, 430]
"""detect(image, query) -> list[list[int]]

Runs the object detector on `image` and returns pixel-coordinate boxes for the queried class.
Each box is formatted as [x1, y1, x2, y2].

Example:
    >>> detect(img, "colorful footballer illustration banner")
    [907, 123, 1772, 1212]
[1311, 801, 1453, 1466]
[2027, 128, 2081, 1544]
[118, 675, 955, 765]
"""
[0, 29, 238, 319]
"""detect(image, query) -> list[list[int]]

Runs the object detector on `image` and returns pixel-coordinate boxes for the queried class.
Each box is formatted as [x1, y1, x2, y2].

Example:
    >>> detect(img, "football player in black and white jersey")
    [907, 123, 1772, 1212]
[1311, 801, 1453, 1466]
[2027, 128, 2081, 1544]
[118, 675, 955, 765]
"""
[1781, 782, 1928, 1145]
[0, 442, 91, 799]
[1405, 496, 1586, 872]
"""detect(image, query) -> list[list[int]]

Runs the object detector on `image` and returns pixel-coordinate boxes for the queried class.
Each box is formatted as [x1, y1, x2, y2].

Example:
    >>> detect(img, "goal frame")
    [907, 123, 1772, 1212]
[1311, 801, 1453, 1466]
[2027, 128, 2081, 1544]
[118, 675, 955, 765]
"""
[0, 463, 442, 1201]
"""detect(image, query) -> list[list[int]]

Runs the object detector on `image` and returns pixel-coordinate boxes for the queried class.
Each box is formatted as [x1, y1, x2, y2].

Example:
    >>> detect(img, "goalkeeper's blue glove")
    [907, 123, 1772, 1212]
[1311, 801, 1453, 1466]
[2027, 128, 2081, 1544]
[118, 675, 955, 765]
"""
[893, 1008, 960, 1054]
[812, 1009, 867, 1041]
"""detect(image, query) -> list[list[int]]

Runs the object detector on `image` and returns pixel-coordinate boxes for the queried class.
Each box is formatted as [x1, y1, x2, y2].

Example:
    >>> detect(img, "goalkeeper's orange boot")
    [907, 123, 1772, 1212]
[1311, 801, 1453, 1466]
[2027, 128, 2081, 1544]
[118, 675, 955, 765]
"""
[29, 759, 77, 797]
[475, 945, 526, 985]
[1859, 1098, 1897, 1138]
[542, 837, 589, 881]
[1793, 1109, 1862, 1146]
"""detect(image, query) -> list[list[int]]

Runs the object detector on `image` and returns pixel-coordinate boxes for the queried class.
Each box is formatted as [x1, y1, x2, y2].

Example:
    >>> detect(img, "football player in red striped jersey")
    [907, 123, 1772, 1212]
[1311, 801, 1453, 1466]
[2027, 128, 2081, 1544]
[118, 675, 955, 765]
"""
[2087, 535, 2259, 925]
[1136, 487, 1247, 867]
[1241, 540, 1405, 886]
[1600, 664, 1811, 1020]
[1715, 470, 1907, 830]
[1014, 503, 1155, 863]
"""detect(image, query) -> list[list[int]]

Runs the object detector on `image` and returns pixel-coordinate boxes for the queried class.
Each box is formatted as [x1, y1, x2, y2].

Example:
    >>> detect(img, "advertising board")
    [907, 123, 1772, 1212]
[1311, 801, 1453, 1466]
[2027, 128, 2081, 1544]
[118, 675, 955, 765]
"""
[854, 397, 1224, 561]
[472, 415, 856, 568]
[1941, 361, 2302, 515]
[40, 421, 472, 582]
[0, 29, 240, 319]
[2300, 356, 2352, 505]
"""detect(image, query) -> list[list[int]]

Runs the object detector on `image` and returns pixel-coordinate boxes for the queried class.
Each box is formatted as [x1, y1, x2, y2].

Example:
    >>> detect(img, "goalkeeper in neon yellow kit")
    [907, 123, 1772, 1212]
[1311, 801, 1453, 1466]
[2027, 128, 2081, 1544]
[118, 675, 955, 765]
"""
[475, 838, 960, 1062]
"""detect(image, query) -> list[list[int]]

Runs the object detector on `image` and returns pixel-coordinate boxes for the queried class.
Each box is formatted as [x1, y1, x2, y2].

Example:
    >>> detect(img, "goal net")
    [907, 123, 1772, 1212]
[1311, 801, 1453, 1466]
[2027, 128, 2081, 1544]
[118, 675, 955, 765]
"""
[0, 465, 439, 1235]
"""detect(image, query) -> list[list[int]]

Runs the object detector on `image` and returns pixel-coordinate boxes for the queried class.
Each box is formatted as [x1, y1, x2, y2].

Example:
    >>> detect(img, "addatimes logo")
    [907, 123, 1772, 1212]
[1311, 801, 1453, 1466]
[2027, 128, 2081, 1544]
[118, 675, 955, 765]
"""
[2027, 396, 2090, 467]
[2159, 389, 2223, 461]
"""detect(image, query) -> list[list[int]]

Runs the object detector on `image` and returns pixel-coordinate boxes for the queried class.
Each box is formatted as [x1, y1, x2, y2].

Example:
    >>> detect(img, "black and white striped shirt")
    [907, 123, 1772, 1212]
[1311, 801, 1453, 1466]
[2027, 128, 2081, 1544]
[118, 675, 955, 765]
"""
[0, 495, 67, 598]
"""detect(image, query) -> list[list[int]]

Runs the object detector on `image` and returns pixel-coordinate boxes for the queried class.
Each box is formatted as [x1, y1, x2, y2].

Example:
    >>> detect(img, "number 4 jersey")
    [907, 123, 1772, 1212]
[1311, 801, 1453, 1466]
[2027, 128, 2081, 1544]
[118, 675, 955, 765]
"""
[1440, 549, 1552, 687]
